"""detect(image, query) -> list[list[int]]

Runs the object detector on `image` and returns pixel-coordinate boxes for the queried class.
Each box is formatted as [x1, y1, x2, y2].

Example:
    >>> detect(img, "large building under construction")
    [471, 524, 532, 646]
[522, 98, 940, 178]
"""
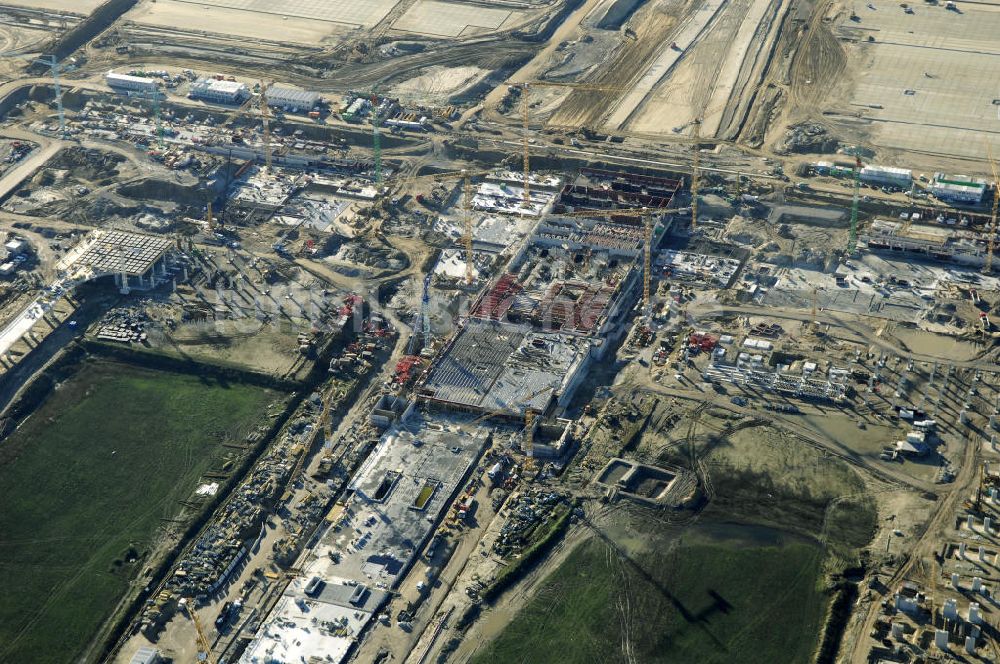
[417, 182, 654, 418]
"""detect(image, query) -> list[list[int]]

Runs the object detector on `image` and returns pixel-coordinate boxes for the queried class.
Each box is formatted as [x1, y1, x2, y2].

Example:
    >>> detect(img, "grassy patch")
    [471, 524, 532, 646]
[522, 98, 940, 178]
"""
[0, 361, 281, 663]
[473, 525, 828, 664]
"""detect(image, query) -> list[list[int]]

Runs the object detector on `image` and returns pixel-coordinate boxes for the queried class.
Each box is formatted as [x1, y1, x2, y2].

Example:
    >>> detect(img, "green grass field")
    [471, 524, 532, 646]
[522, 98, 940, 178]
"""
[0, 361, 282, 663]
[473, 525, 828, 664]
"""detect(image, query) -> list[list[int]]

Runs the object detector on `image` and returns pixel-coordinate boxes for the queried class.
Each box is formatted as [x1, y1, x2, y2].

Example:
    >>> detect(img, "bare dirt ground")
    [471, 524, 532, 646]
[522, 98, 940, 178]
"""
[546, 0, 682, 130]
[0, 0, 104, 13]
[392, 65, 491, 104]
[124, 0, 354, 46]
[499, 0, 793, 144]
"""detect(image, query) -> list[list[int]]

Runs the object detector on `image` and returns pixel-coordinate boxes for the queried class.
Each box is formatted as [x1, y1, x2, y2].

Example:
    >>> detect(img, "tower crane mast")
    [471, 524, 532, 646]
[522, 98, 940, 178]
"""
[557, 205, 692, 311]
[849, 155, 862, 253]
[515, 81, 629, 212]
[691, 122, 700, 232]
[985, 144, 999, 273]
[260, 80, 272, 169]
[463, 171, 474, 285]
[181, 598, 216, 664]
[371, 93, 383, 186]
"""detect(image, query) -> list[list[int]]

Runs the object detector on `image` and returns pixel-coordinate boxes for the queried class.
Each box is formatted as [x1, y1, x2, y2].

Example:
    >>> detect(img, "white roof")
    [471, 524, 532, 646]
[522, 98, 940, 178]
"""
[862, 165, 912, 176]
[267, 85, 320, 105]
[192, 78, 247, 95]
[208, 80, 246, 94]
[106, 71, 159, 87]
[930, 181, 985, 193]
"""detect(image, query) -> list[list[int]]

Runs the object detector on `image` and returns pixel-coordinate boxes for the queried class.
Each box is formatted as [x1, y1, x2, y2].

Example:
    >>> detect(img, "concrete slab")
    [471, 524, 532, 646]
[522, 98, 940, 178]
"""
[392, 0, 515, 37]
[173, 0, 399, 27]
[843, 0, 1000, 159]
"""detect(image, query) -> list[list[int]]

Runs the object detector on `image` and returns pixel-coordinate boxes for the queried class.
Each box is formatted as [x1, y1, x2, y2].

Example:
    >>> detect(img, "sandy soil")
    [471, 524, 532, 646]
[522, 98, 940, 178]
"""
[0, 0, 104, 13]
[392, 0, 519, 38]
[149, 322, 306, 377]
[629, 0, 783, 137]
[393, 65, 491, 103]
[546, 0, 681, 129]
[125, 0, 354, 45]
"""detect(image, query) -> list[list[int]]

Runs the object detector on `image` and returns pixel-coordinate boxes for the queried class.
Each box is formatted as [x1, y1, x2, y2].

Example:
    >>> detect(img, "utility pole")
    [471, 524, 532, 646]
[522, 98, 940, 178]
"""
[37, 55, 69, 138]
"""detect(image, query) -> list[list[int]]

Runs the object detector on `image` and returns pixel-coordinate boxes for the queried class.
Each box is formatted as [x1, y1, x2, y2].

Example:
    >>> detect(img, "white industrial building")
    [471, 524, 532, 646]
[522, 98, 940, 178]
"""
[927, 173, 987, 204]
[188, 78, 249, 105]
[265, 85, 320, 111]
[105, 71, 160, 94]
[860, 165, 912, 189]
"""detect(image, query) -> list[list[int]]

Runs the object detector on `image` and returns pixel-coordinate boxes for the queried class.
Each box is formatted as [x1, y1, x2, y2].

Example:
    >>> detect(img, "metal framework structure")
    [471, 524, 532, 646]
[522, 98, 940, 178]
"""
[407, 273, 433, 356]
[703, 362, 848, 401]
[37, 55, 70, 138]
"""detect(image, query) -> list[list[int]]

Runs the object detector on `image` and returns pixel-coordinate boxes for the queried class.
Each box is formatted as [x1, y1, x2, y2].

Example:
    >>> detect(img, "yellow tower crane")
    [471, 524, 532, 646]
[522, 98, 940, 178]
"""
[462, 170, 474, 285]
[644, 215, 653, 308]
[514, 81, 630, 210]
[558, 205, 692, 311]
[259, 80, 273, 169]
[691, 121, 701, 232]
[453, 387, 552, 470]
[520, 387, 555, 469]
[388, 167, 497, 284]
[685, 101, 730, 232]
[985, 143, 999, 274]
[182, 599, 216, 664]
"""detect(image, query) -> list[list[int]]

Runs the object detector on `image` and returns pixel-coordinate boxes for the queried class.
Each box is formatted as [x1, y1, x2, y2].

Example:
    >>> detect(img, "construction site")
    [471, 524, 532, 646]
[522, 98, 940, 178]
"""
[0, 1, 1000, 663]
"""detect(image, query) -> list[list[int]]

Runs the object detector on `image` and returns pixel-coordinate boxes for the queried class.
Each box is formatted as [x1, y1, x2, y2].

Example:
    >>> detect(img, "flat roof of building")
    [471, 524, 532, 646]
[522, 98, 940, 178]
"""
[192, 78, 247, 94]
[243, 417, 488, 663]
[106, 71, 160, 87]
[239, 596, 359, 664]
[267, 85, 320, 105]
[306, 418, 488, 585]
[420, 319, 589, 415]
[73, 230, 173, 277]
